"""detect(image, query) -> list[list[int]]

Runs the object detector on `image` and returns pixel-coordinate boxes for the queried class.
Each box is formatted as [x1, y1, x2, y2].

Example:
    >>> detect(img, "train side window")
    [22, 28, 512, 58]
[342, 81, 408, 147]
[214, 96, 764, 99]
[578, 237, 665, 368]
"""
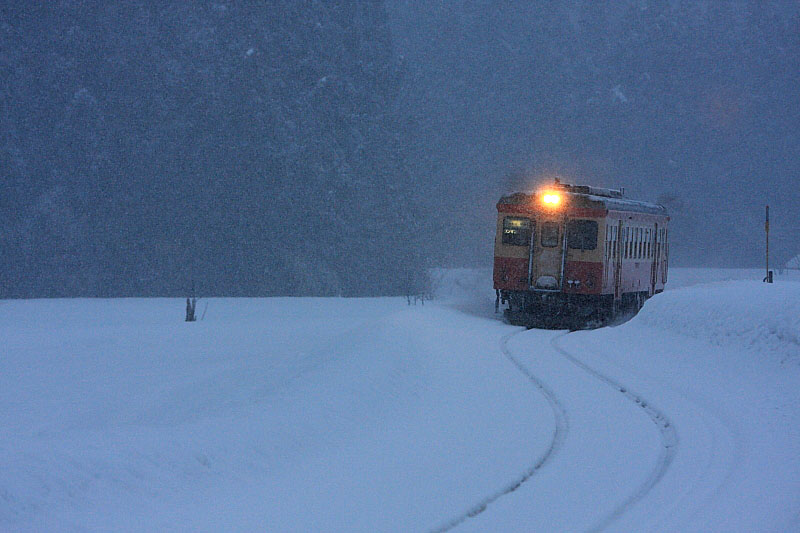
[540, 222, 559, 247]
[567, 220, 598, 250]
[643, 229, 647, 258]
[609, 226, 617, 257]
[612, 226, 617, 258]
[638, 228, 643, 258]
[624, 228, 629, 258]
[630, 228, 634, 258]
[502, 216, 532, 246]
[632, 228, 635, 258]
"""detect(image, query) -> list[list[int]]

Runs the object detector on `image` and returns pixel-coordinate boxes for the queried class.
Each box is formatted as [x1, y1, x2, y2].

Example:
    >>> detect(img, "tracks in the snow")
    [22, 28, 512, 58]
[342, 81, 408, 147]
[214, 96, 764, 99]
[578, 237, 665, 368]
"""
[551, 334, 678, 532]
[432, 329, 678, 533]
[430, 331, 569, 533]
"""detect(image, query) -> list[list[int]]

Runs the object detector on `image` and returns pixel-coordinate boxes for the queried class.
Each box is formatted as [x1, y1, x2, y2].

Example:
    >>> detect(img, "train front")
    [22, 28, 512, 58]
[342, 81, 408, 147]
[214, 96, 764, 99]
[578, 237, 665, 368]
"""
[493, 187, 606, 328]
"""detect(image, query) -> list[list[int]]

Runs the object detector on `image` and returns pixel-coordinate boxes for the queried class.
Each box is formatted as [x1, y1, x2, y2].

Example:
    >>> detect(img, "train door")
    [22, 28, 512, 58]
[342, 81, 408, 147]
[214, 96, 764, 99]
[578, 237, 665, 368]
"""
[614, 220, 623, 300]
[530, 217, 565, 290]
[526, 221, 536, 286]
[650, 223, 659, 296]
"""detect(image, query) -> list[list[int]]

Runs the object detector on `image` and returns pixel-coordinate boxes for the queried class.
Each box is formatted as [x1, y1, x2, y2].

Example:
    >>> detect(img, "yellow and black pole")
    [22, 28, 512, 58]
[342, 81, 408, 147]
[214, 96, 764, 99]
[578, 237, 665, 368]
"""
[764, 205, 773, 283]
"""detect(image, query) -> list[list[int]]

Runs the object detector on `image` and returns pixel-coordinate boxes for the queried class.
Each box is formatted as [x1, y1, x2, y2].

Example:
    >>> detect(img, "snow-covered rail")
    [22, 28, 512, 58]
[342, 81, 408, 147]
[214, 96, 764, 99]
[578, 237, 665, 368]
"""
[431, 331, 569, 532]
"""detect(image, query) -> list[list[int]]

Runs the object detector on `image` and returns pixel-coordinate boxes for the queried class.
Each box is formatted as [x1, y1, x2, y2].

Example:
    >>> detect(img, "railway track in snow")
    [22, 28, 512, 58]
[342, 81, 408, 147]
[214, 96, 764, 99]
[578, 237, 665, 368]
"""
[430, 330, 569, 532]
[550, 333, 678, 531]
[432, 329, 678, 532]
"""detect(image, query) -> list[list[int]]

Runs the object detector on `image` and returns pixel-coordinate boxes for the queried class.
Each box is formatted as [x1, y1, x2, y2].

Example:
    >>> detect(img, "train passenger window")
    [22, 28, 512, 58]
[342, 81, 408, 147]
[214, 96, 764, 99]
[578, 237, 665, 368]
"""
[628, 228, 633, 258]
[637, 228, 642, 258]
[638, 228, 643, 258]
[567, 220, 598, 250]
[629, 228, 634, 258]
[502, 217, 532, 246]
[541, 222, 559, 247]
[643, 229, 647, 258]
[626, 228, 633, 259]
[623, 228, 628, 258]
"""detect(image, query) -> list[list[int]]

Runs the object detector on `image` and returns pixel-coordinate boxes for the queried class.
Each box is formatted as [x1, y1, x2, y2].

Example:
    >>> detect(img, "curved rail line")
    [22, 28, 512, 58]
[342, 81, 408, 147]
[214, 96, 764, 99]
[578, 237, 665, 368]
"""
[551, 333, 678, 532]
[430, 331, 569, 533]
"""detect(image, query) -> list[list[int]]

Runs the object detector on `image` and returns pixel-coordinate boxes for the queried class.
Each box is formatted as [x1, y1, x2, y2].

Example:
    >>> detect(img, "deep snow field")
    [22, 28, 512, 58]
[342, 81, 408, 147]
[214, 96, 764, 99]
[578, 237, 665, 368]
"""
[2, 268, 799, 532]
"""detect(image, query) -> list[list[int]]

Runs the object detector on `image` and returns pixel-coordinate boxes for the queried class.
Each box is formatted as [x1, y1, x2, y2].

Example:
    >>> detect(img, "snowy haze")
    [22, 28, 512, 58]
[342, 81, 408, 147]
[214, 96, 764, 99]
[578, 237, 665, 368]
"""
[2, 268, 799, 530]
[389, 1, 800, 269]
[2, 2, 799, 294]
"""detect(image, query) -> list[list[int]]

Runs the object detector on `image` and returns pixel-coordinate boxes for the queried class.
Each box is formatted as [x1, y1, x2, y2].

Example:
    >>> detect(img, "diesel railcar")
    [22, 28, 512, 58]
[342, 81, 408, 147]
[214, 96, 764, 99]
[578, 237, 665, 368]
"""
[494, 180, 669, 328]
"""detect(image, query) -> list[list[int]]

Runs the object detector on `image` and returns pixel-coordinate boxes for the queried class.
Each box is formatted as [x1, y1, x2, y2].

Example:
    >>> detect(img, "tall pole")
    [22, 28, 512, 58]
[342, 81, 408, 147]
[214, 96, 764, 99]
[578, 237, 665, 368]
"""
[765, 205, 771, 283]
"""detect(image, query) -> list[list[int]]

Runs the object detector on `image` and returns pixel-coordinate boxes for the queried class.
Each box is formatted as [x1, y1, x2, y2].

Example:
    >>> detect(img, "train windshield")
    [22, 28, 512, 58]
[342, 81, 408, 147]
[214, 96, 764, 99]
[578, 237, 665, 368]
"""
[502, 217, 532, 246]
[567, 220, 598, 250]
[540, 222, 560, 247]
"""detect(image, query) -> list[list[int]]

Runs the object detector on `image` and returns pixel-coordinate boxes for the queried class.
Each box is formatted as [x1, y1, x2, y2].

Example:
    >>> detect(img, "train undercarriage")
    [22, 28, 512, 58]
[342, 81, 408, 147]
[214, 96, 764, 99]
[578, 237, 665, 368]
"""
[498, 289, 654, 330]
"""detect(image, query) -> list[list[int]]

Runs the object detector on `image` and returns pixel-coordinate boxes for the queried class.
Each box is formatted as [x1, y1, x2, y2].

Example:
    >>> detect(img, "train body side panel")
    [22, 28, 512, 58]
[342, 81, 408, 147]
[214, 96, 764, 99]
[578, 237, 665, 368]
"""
[605, 210, 669, 297]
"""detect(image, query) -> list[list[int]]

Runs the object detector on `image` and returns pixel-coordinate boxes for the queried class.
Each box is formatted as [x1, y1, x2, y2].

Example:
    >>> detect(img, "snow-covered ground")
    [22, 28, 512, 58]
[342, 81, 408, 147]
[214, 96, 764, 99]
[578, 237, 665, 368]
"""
[2, 268, 799, 531]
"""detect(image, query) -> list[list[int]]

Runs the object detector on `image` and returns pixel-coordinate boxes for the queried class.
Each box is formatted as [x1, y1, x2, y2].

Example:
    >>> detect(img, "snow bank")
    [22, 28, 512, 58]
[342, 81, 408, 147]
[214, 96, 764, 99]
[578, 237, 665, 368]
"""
[666, 267, 800, 289]
[635, 280, 800, 364]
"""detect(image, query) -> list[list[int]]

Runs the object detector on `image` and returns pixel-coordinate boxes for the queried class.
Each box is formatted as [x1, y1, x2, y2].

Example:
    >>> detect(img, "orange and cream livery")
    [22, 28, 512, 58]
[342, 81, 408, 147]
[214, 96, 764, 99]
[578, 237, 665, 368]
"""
[494, 180, 669, 328]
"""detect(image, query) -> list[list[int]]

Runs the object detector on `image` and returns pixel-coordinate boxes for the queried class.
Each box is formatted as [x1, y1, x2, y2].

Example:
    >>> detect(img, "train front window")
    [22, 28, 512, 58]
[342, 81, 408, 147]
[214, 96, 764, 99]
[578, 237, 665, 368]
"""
[502, 217, 532, 246]
[567, 220, 598, 250]
[540, 222, 559, 247]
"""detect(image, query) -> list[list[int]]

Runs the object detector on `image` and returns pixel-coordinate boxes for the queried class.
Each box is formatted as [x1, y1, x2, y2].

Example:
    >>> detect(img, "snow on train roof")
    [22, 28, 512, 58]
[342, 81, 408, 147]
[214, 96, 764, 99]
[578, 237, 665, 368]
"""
[498, 186, 668, 216]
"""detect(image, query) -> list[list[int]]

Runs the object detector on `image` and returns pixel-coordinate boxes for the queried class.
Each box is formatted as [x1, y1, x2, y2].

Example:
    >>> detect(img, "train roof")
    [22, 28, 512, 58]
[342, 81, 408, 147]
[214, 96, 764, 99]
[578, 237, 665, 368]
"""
[498, 182, 668, 217]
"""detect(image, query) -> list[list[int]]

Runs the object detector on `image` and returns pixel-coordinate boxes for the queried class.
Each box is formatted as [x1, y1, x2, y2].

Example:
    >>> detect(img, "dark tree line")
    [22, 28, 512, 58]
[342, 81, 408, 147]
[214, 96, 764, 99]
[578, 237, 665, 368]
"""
[1, 1, 426, 297]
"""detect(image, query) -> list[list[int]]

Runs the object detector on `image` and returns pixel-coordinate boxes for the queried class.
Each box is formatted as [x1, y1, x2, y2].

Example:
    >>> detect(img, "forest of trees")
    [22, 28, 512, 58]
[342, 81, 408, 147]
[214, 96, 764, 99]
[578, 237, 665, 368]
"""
[2, 1, 798, 297]
[1, 2, 426, 297]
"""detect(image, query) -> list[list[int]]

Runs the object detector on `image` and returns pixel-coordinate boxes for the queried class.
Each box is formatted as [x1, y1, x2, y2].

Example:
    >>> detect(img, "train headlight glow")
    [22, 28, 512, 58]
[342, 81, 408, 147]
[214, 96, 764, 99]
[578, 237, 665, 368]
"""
[542, 193, 561, 206]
